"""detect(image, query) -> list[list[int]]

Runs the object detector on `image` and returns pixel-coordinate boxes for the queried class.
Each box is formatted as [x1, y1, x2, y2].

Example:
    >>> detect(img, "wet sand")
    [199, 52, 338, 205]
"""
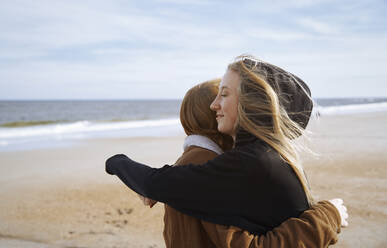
[0, 112, 386, 247]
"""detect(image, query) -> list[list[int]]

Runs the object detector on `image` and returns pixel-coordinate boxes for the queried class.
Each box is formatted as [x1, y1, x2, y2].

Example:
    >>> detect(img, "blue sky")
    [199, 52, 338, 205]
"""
[1, 0, 386, 99]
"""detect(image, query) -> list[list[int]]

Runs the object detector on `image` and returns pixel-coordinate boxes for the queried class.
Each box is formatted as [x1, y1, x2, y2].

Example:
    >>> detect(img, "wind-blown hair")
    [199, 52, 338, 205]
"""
[229, 55, 314, 205]
[180, 79, 234, 152]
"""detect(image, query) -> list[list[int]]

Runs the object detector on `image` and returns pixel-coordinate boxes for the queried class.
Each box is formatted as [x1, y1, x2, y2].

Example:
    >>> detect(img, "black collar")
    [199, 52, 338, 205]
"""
[235, 128, 258, 147]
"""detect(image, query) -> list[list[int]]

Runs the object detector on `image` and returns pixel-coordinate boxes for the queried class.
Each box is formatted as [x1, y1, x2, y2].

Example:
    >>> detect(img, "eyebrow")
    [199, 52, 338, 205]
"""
[220, 86, 229, 90]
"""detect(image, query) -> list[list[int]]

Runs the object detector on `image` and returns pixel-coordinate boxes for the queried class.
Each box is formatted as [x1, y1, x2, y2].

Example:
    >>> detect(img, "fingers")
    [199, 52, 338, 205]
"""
[330, 198, 343, 205]
[144, 198, 158, 208]
[329, 198, 349, 227]
[138, 195, 146, 205]
[137, 194, 157, 208]
[342, 207, 349, 227]
[138, 194, 148, 205]
[149, 200, 157, 208]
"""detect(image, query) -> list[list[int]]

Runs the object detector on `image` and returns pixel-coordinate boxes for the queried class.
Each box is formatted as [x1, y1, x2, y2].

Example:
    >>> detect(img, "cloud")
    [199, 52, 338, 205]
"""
[296, 18, 339, 35]
[154, 0, 213, 5]
[247, 28, 315, 41]
[0, 0, 386, 99]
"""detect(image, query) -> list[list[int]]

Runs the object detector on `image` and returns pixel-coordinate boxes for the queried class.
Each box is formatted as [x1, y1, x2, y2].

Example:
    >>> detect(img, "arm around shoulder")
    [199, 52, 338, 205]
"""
[251, 200, 341, 248]
[201, 200, 341, 248]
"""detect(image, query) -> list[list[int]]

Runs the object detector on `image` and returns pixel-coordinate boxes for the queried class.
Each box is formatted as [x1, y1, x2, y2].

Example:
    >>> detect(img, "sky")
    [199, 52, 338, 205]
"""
[1, 0, 386, 100]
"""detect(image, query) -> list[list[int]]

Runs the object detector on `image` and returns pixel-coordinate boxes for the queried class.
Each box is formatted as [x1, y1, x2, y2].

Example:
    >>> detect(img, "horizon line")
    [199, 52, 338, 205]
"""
[1, 96, 387, 101]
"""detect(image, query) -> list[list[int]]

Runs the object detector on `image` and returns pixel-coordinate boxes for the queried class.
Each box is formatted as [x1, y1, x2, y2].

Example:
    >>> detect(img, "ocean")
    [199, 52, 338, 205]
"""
[1, 98, 387, 151]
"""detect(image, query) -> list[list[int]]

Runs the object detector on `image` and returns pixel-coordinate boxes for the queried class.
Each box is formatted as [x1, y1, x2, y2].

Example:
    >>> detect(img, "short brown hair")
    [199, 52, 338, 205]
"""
[180, 79, 234, 151]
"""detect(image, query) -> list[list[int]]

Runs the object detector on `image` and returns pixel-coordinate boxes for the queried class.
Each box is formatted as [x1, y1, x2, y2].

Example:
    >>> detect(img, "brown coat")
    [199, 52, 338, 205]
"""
[163, 146, 341, 248]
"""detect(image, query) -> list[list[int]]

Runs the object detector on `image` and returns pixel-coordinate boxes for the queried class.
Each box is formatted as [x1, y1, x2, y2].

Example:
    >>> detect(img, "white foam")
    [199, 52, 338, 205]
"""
[1, 102, 386, 148]
[0, 118, 180, 140]
[316, 102, 387, 116]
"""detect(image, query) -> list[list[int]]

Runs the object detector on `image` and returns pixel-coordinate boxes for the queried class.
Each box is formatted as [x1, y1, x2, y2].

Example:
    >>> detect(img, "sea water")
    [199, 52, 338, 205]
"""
[1, 98, 387, 151]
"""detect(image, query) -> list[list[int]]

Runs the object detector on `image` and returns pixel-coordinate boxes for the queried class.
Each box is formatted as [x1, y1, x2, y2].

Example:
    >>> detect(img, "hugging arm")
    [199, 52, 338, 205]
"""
[106, 151, 280, 234]
[106, 154, 346, 246]
[105, 152, 253, 213]
[201, 201, 341, 248]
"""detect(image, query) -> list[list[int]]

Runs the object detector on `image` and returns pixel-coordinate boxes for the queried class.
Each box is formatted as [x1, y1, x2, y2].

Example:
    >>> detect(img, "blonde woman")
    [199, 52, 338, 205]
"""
[157, 79, 345, 247]
[106, 55, 348, 246]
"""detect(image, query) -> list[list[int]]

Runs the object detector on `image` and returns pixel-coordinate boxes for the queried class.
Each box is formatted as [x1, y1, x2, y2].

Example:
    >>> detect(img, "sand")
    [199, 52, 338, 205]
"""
[0, 112, 386, 247]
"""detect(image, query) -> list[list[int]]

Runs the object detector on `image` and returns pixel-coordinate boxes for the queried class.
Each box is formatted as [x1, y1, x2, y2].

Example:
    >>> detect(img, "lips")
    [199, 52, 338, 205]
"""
[216, 114, 224, 120]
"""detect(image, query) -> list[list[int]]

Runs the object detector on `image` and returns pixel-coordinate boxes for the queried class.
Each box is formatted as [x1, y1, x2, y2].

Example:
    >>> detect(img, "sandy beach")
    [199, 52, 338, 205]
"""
[0, 112, 386, 248]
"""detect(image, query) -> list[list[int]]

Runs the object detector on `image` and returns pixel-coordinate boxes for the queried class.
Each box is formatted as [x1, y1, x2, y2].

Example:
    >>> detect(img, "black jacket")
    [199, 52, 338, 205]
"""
[106, 133, 308, 235]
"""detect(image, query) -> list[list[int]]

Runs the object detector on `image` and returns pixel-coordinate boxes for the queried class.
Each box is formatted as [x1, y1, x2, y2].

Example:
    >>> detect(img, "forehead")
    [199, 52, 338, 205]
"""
[220, 69, 241, 90]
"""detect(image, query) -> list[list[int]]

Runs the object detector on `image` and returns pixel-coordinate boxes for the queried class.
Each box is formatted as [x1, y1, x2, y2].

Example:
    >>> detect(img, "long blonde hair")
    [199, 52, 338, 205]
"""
[229, 55, 314, 205]
[180, 79, 234, 152]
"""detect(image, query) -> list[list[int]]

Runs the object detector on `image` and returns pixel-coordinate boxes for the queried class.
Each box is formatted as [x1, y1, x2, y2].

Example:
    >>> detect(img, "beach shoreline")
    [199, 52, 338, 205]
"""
[1, 112, 387, 247]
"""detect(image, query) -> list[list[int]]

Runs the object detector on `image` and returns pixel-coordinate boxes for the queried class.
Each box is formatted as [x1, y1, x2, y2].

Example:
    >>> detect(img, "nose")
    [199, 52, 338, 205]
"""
[210, 95, 220, 111]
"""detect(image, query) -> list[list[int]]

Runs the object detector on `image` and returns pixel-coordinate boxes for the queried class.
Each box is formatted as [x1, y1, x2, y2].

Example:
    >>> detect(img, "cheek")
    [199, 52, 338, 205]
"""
[227, 98, 238, 121]
[229, 105, 238, 125]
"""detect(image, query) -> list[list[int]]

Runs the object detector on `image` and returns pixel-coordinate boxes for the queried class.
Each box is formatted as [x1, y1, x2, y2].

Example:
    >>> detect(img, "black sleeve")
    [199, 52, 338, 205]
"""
[105, 151, 262, 215]
[105, 148, 309, 235]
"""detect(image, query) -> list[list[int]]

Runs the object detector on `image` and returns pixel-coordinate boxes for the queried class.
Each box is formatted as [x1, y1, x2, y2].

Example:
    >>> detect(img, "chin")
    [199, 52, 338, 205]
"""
[218, 125, 232, 136]
[217, 125, 225, 134]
